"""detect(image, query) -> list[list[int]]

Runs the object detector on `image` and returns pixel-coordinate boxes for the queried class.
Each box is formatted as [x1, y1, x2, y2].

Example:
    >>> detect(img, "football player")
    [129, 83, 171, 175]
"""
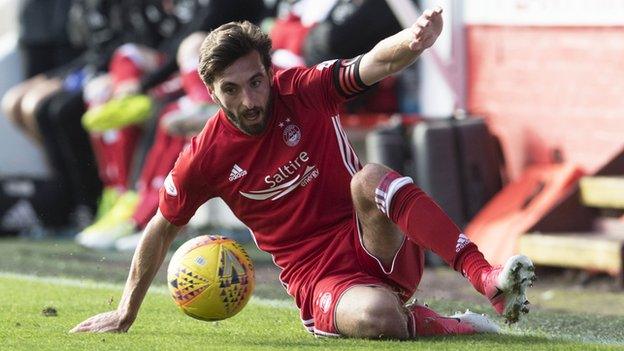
[72, 8, 535, 338]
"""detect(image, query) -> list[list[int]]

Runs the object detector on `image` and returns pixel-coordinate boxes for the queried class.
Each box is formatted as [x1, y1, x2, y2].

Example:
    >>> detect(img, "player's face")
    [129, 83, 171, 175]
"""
[210, 51, 273, 136]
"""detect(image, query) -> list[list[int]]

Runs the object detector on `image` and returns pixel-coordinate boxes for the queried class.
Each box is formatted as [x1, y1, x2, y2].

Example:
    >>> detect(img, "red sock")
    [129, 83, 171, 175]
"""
[115, 126, 142, 187]
[132, 107, 187, 228]
[407, 304, 474, 336]
[377, 171, 492, 294]
[455, 244, 492, 295]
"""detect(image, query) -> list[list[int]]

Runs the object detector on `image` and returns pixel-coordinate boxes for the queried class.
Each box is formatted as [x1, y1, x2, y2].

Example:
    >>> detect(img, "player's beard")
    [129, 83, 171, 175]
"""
[217, 101, 269, 136]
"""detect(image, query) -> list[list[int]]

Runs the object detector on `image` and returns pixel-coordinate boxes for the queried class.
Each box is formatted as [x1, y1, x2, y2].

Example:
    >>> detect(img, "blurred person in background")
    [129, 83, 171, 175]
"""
[2, 0, 171, 233]
[0, 0, 221, 234]
[0, 0, 125, 234]
[76, 32, 218, 251]
[17, 0, 84, 77]
[270, 0, 405, 114]
[74, 0, 266, 244]
[2, 0, 83, 145]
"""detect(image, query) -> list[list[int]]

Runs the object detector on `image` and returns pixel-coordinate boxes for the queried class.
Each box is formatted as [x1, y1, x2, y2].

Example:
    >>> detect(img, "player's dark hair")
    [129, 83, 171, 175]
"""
[198, 21, 272, 86]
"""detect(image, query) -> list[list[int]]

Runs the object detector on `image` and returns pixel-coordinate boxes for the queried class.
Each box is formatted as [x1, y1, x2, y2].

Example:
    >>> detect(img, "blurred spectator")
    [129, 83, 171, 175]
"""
[2, 0, 263, 234]
[128, 0, 267, 97]
[298, 0, 405, 114]
[0, 0, 130, 233]
[76, 32, 217, 250]
[72, 0, 266, 247]
[269, 0, 338, 69]
[18, 0, 84, 78]
[302, 0, 404, 66]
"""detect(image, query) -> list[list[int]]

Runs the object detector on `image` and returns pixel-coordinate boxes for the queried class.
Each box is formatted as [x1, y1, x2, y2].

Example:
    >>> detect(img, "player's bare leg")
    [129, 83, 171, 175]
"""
[334, 282, 499, 339]
[335, 285, 410, 339]
[348, 164, 535, 325]
[330, 164, 409, 338]
[19, 78, 62, 142]
[2, 76, 46, 137]
[331, 164, 499, 338]
[351, 163, 405, 267]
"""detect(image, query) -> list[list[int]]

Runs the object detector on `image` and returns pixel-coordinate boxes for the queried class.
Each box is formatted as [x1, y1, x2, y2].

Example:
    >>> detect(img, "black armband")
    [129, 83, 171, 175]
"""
[332, 55, 371, 99]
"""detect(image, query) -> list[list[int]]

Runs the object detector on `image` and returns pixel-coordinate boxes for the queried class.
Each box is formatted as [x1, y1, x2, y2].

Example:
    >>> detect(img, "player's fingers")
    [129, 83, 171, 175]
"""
[69, 313, 107, 333]
[97, 325, 127, 333]
[423, 9, 435, 18]
[93, 325, 113, 333]
[433, 6, 443, 15]
[69, 321, 92, 333]
[416, 16, 430, 28]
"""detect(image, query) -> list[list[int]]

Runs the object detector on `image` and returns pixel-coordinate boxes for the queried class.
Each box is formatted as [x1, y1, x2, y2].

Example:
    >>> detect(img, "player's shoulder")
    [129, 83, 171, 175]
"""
[273, 60, 338, 95]
[274, 60, 338, 81]
[314, 59, 339, 72]
[194, 111, 220, 146]
[273, 67, 306, 96]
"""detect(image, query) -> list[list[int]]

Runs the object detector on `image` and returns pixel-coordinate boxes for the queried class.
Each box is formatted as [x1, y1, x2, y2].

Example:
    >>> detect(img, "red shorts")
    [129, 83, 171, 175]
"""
[295, 215, 424, 337]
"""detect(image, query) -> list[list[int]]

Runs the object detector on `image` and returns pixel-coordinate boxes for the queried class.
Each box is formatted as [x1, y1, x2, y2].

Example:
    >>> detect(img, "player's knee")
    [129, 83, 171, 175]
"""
[350, 163, 392, 202]
[346, 302, 408, 339]
[20, 89, 48, 119]
[2, 87, 23, 121]
[337, 286, 409, 339]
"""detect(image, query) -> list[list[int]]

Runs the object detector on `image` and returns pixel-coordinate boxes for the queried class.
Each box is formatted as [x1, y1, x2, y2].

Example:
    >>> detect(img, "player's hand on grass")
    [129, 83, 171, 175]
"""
[408, 7, 443, 52]
[70, 310, 134, 333]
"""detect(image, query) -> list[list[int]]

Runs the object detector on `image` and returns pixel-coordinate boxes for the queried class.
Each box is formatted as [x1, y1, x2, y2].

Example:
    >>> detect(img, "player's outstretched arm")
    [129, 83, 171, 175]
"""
[70, 211, 182, 333]
[359, 7, 443, 86]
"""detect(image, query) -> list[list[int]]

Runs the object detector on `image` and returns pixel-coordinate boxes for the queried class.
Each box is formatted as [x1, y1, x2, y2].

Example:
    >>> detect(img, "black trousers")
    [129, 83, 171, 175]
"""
[19, 44, 82, 78]
[35, 90, 102, 218]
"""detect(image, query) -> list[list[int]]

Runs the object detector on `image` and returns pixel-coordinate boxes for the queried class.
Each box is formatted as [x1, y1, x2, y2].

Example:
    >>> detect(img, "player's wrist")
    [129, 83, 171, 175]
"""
[116, 297, 139, 322]
[117, 308, 137, 328]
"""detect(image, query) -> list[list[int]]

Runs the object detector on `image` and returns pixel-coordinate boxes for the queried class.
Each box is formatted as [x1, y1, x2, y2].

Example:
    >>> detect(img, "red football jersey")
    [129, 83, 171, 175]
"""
[160, 58, 368, 294]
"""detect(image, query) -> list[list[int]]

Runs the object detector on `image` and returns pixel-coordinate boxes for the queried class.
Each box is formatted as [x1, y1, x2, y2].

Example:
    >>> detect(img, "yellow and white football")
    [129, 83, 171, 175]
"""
[167, 235, 255, 321]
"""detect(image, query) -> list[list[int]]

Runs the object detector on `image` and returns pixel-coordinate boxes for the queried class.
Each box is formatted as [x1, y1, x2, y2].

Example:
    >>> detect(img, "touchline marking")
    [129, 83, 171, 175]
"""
[0, 272, 296, 309]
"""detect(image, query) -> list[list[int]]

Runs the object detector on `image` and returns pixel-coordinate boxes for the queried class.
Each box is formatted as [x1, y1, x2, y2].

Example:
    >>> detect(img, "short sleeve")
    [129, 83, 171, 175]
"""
[276, 55, 371, 112]
[158, 137, 214, 226]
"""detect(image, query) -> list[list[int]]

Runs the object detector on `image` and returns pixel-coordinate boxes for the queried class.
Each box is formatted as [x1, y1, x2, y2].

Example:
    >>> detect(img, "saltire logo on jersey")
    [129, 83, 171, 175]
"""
[239, 165, 319, 201]
[228, 164, 247, 182]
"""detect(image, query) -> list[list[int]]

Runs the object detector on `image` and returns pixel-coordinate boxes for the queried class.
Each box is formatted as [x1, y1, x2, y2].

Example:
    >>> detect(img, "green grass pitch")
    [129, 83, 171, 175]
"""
[1, 238, 624, 350]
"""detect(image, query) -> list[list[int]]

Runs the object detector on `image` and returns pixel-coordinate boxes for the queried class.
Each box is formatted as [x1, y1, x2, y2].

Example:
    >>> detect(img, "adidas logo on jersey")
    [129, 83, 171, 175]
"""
[229, 164, 247, 182]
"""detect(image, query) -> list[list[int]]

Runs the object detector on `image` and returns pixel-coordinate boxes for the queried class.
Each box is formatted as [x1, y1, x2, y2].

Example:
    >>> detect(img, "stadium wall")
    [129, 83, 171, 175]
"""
[464, 1, 624, 178]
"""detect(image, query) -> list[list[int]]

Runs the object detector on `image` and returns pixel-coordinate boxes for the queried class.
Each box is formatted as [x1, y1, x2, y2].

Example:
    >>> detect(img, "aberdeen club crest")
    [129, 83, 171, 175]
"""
[280, 118, 301, 147]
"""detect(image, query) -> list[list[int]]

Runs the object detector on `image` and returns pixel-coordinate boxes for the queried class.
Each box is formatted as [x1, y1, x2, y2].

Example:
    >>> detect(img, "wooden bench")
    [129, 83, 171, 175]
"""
[519, 232, 624, 287]
[580, 176, 624, 209]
